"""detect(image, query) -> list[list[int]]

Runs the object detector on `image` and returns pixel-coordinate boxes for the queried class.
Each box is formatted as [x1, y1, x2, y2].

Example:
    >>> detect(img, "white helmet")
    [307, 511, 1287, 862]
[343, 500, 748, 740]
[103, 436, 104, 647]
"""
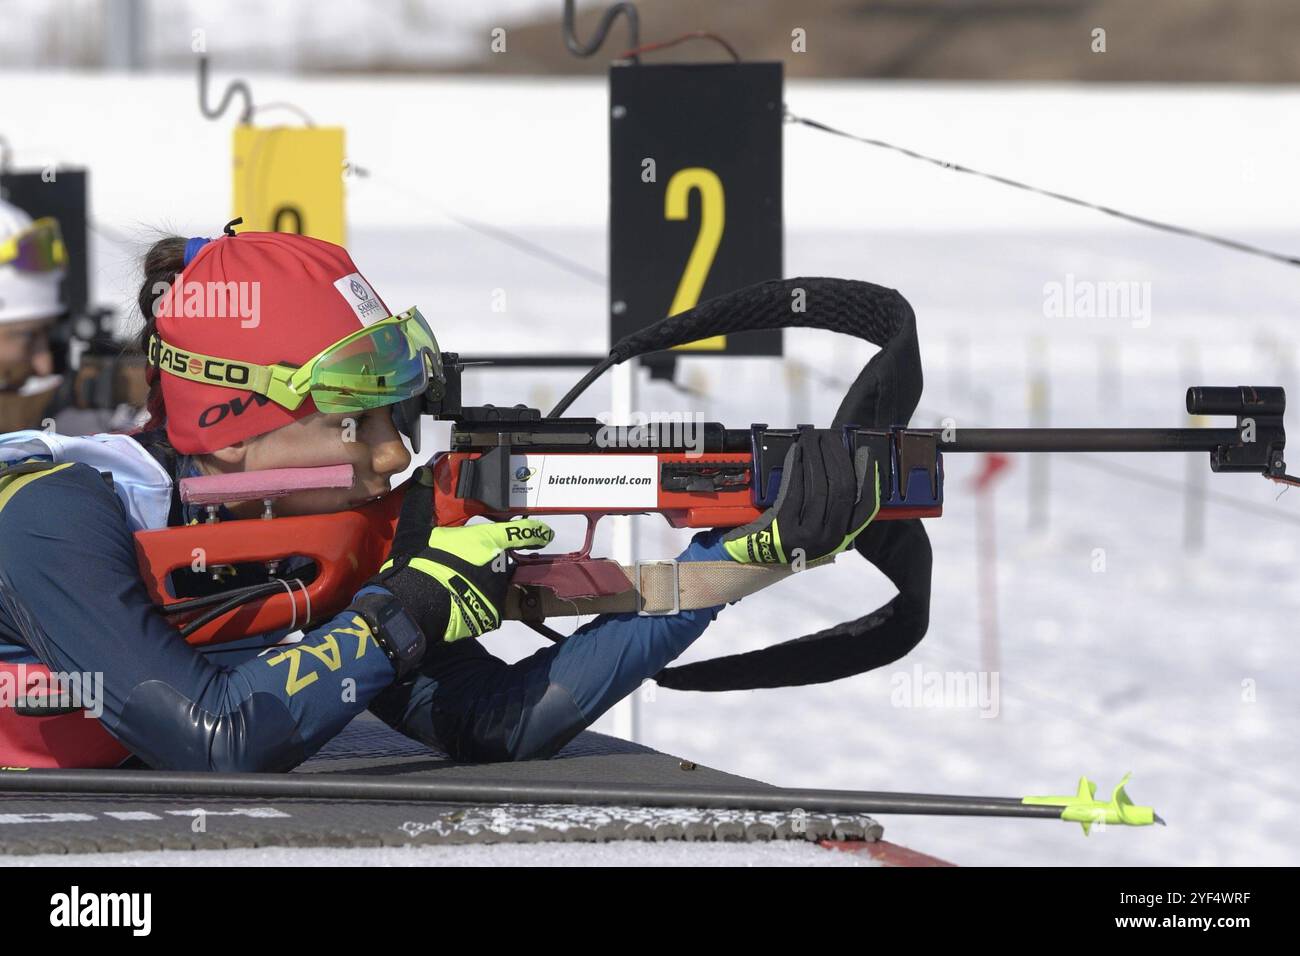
[0, 197, 65, 325]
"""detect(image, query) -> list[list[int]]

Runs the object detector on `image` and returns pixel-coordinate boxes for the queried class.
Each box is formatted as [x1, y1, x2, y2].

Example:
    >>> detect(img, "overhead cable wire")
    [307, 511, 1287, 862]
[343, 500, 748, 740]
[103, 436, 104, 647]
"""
[787, 110, 1300, 270]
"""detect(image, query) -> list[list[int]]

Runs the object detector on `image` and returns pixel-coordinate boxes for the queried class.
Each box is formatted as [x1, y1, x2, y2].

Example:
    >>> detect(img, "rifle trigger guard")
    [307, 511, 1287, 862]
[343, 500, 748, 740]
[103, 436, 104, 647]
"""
[509, 512, 600, 564]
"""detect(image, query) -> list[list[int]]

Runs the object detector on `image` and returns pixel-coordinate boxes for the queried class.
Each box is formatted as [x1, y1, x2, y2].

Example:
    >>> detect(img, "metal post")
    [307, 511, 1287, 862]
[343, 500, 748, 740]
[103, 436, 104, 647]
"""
[610, 357, 640, 743]
[976, 469, 999, 676]
[102, 0, 145, 71]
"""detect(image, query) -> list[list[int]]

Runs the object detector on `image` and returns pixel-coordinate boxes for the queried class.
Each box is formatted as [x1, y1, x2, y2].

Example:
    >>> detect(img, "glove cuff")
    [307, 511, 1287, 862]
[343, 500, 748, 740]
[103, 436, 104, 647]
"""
[375, 559, 453, 643]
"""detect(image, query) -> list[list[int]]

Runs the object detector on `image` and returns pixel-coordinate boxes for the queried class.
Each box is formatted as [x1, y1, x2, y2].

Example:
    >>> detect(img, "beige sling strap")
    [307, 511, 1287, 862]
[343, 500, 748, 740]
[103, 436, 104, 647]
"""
[504, 554, 836, 620]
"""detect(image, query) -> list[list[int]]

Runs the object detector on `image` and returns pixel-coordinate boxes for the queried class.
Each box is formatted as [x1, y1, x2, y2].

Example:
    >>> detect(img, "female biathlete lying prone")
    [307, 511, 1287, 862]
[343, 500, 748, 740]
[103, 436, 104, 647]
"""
[0, 230, 879, 771]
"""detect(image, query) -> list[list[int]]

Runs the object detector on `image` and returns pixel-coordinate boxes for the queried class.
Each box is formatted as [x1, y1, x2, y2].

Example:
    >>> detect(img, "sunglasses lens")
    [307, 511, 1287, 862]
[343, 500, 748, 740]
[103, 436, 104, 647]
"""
[306, 312, 438, 414]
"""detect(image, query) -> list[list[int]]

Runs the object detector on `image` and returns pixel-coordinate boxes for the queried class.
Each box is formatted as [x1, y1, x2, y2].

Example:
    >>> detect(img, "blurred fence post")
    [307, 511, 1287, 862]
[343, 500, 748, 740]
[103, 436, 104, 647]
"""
[529, 384, 554, 417]
[103, 0, 146, 71]
[973, 451, 1012, 677]
[1027, 336, 1050, 532]
[784, 359, 810, 425]
[1181, 339, 1206, 551]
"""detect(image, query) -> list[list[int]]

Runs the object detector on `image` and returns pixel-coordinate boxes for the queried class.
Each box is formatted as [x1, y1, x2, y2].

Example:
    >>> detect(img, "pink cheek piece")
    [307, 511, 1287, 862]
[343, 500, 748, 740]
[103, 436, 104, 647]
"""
[179, 464, 356, 507]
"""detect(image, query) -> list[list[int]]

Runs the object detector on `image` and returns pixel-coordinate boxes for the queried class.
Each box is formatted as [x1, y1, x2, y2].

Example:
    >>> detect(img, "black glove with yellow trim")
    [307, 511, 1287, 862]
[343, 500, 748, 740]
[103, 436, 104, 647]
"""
[721, 429, 880, 564]
[372, 466, 554, 642]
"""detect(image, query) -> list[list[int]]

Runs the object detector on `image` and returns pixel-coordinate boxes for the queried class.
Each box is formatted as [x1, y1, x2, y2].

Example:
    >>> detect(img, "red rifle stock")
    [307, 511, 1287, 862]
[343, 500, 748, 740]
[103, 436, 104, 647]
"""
[135, 437, 943, 647]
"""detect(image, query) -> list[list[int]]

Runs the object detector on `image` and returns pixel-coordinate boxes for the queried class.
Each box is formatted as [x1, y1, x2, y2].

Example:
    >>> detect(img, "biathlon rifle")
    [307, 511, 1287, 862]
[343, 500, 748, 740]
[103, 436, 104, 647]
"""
[132, 278, 1293, 692]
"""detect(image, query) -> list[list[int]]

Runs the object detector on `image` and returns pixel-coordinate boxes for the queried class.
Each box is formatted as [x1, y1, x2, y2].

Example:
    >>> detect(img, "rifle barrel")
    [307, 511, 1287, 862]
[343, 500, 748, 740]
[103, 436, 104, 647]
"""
[924, 427, 1241, 454]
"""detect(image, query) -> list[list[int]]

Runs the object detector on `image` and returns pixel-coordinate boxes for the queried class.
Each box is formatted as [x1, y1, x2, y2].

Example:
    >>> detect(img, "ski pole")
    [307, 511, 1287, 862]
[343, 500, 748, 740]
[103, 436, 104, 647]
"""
[0, 768, 1160, 835]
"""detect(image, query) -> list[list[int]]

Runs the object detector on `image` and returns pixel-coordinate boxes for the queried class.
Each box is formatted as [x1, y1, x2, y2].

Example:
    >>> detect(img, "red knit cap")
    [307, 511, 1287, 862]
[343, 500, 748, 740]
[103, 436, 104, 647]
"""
[154, 232, 391, 454]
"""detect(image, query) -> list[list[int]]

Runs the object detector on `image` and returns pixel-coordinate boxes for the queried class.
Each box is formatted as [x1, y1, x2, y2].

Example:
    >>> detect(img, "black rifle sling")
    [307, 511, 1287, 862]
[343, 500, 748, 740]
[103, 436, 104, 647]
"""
[606, 277, 932, 691]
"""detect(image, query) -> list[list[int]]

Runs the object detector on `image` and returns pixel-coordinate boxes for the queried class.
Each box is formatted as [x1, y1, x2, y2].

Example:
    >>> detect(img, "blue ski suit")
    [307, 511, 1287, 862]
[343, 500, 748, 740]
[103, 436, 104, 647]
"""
[0, 434, 730, 770]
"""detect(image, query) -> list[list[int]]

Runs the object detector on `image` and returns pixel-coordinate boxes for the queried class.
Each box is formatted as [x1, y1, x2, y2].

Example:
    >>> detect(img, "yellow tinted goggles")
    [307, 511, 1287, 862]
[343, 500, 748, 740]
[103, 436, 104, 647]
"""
[146, 307, 445, 414]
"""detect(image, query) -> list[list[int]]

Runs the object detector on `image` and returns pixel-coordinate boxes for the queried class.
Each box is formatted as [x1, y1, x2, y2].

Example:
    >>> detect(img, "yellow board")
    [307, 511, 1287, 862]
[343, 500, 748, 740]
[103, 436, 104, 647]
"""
[232, 126, 346, 245]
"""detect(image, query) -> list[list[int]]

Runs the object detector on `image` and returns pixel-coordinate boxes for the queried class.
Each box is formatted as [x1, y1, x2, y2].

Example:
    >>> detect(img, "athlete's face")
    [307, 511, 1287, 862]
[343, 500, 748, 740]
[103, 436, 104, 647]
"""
[0, 317, 55, 391]
[200, 406, 413, 517]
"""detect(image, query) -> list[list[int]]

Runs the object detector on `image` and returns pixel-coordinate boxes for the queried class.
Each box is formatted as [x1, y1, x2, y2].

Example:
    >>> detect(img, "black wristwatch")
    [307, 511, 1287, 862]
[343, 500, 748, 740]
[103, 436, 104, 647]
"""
[350, 592, 427, 680]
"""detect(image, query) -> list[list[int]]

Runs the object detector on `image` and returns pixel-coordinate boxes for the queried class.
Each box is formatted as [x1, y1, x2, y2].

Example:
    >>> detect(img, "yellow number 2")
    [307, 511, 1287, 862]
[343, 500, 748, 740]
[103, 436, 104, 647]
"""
[665, 168, 726, 351]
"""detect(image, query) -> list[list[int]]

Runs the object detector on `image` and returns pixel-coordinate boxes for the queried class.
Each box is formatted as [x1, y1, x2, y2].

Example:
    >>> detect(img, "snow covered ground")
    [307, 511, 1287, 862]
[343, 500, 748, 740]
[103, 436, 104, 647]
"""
[4, 72, 1299, 865]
